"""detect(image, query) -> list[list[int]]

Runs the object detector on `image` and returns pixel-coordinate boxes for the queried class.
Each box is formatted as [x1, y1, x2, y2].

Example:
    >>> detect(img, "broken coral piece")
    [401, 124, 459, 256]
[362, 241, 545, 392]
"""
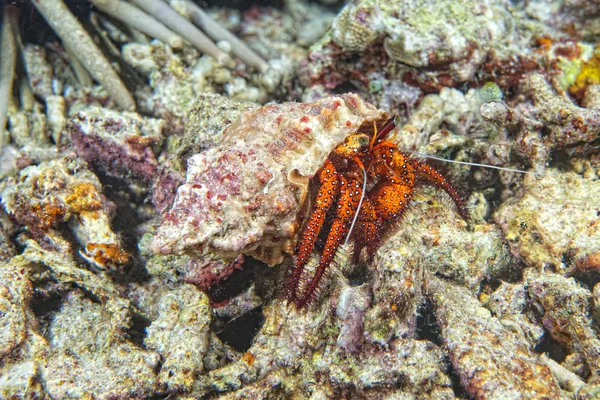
[67, 107, 164, 182]
[426, 275, 563, 399]
[0, 157, 130, 270]
[494, 169, 600, 273]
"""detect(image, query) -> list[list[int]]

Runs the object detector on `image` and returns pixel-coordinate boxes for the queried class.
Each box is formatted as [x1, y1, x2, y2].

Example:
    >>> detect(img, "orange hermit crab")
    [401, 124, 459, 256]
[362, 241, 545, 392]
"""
[287, 117, 468, 308]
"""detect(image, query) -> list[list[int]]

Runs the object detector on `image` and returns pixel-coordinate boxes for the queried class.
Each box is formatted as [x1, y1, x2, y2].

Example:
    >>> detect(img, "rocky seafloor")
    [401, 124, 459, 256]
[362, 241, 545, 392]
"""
[1, 0, 600, 398]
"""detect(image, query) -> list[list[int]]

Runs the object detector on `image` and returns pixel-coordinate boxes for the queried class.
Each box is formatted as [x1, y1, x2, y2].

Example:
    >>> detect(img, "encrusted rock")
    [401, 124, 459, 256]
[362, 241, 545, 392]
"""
[0, 257, 46, 399]
[41, 291, 159, 399]
[0, 260, 33, 359]
[66, 107, 164, 182]
[526, 270, 600, 378]
[494, 169, 600, 272]
[426, 275, 564, 399]
[145, 284, 212, 392]
[304, 0, 520, 99]
[483, 73, 600, 170]
[191, 297, 454, 398]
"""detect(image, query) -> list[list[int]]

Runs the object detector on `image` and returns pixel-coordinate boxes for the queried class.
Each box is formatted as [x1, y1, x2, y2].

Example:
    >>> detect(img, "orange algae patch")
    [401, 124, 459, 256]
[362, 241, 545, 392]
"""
[30, 199, 67, 230]
[65, 183, 103, 216]
[242, 351, 255, 366]
[86, 243, 131, 267]
[535, 36, 553, 51]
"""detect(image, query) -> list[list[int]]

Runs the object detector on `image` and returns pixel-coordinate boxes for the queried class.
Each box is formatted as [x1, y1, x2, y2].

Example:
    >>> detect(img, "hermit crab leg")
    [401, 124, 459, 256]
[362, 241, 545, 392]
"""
[364, 143, 417, 227]
[411, 159, 468, 220]
[351, 195, 382, 263]
[296, 176, 363, 308]
[288, 160, 339, 303]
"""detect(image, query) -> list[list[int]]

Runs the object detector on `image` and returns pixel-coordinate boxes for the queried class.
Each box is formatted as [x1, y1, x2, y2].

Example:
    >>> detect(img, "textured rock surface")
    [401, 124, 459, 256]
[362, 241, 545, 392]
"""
[426, 275, 564, 399]
[0, 157, 130, 270]
[145, 284, 212, 392]
[42, 291, 159, 399]
[67, 107, 164, 181]
[494, 169, 600, 272]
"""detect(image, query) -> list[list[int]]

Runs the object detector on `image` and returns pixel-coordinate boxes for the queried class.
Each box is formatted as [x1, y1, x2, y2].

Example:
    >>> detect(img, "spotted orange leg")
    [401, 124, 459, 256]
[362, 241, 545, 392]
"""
[411, 159, 468, 220]
[287, 160, 339, 303]
[351, 195, 382, 263]
[296, 175, 364, 308]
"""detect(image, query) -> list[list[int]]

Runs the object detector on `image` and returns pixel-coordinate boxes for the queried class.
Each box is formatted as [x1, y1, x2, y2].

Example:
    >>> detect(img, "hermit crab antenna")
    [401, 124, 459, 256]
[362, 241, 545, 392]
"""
[344, 162, 367, 246]
[413, 153, 542, 177]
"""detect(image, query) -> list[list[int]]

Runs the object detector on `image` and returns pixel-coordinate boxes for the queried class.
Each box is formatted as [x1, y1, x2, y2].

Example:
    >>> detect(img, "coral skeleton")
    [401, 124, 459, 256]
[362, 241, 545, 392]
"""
[0, 5, 18, 143]
[32, 0, 135, 110]
[130, 0, 231, 65]
[89, 0, 184, 49]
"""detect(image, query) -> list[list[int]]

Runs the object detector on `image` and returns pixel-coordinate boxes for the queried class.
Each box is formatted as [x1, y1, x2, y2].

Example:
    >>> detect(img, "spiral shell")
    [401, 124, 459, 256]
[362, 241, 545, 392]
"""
[151, 94, 385, 266]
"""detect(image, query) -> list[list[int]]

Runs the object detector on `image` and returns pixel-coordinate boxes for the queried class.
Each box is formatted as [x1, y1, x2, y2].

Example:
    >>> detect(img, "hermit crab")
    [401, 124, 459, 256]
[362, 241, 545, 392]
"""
[287, 117, 468, 308]
[151, 94, 467, 307]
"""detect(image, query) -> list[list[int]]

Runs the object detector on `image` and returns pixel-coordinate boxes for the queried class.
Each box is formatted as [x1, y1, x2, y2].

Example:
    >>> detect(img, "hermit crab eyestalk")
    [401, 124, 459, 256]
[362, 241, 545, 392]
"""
[374, 116, 399, 142]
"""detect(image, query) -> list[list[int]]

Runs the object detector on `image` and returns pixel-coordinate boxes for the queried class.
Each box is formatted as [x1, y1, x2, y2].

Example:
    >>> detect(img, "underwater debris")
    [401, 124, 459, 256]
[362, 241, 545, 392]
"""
[479, 72, 600, 172]
[0, 257, 46, 398]
[303, 0, 518, 101]
[526, 270, 600, 380]
[425, 275, 564, 399]
[43, 290, 158, 399]
[524, 73, 600, 149]
[190, 297, 455, 398]
[145, 284, 212, 392]
[0, 6, 18, 146]
[32, 0, 135, 110]
[182, 92, 258, 153]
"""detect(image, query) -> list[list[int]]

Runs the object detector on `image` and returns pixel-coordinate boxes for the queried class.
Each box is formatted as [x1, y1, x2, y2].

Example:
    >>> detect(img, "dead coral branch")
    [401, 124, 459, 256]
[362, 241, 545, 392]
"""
[183, 0, 269, 72]
[89, 0, 184, 49]
[0, 5, 18, 145]
[32, 0, 136, 111]
[130, 0, 231, 65]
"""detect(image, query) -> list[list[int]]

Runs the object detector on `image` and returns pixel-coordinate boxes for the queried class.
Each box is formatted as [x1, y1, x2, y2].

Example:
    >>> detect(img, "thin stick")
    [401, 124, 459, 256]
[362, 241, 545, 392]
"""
[32, 0, 136, 110]
[183, 0, 268, 72]
[89, 0, 183, 49]
[130, 0, 230, 65]
[19, 77, 34, 112]
[0, 5, 19, 145]
[414, 153, 542, 177]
